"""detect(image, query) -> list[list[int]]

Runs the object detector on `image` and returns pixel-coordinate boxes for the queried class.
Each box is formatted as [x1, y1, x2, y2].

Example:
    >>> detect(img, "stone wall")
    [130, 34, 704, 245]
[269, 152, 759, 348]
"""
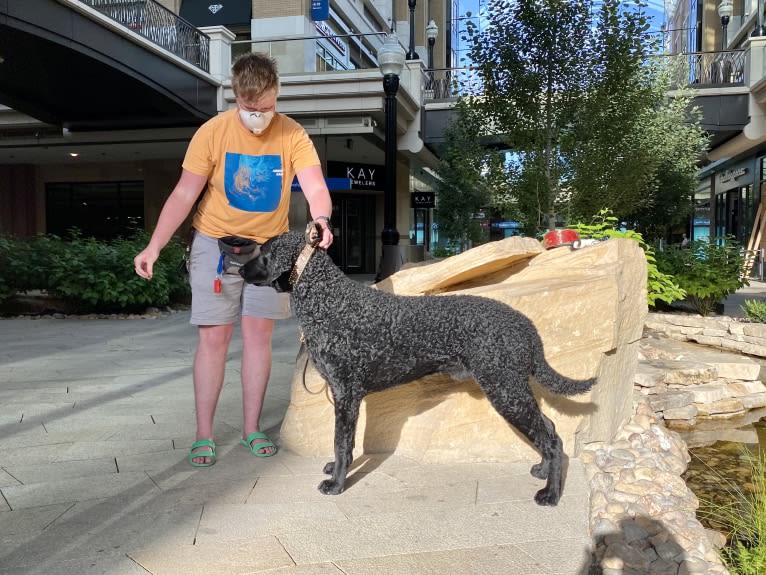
[646, 312, 766, 358]
[581, 399, 729, 575]
[279, 237, 648, 463]
[640, 313, 766, 439]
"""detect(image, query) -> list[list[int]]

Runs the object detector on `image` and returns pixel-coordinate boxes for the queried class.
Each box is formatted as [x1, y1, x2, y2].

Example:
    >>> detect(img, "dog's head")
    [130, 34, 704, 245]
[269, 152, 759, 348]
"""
[239, 227, 317, 292]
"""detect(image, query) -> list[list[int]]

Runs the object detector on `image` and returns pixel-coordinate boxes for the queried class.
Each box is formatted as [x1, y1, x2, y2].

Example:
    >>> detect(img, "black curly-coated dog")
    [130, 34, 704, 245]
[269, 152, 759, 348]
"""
[241, 225, 596, 506]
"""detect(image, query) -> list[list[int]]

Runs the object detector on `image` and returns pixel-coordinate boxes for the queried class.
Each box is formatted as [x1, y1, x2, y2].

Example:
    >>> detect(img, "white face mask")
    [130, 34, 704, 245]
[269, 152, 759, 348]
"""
[239, 109, 275, 135]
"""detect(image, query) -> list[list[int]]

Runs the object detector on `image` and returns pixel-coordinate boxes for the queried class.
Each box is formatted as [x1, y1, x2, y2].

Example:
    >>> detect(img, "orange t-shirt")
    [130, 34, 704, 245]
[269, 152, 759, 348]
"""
[185, 109, 320, 243]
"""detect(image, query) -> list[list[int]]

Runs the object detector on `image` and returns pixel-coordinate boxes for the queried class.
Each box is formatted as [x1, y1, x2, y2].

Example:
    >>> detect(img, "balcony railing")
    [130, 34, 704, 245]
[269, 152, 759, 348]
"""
[677, 50, 746, 88]
[423, 54, 748, 101]
[422, 68, 482, 102]
[80, 0, 210, 72]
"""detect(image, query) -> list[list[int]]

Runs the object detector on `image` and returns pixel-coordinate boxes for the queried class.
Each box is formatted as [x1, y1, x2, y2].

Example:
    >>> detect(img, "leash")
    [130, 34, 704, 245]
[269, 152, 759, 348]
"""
[288, 221, 323, 287]
[297, 343, 333, 401]
[291, 221, 332, 401]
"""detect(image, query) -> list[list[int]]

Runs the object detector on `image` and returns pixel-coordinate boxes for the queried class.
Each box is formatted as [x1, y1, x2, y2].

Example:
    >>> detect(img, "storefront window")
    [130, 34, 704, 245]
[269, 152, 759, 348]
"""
[714, 184, 755, 244]
[46, 181, 143, 239]
[411, 208, 429, 249]
[693, 184, 710, 241]
[740, 184, 755, 241]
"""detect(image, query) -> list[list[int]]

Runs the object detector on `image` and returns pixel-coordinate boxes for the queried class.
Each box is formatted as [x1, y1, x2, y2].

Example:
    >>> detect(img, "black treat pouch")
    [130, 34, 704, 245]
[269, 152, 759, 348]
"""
[217, 236, 260, 274]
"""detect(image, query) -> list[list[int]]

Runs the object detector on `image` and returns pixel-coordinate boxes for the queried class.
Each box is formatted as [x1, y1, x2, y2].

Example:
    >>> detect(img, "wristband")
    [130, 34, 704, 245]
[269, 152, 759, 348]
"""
[315, 216, 331, 227]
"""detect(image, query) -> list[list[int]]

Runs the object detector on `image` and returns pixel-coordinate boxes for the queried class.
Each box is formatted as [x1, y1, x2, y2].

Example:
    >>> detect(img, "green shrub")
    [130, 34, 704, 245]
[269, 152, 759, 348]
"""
[655, 237, 747, 316]
[570, 209, 686, 308]
[0, 233, 65, 299]
[742, 299, 766, 323]
[0, 231, 190, 313]
[431, 246, 452, 258]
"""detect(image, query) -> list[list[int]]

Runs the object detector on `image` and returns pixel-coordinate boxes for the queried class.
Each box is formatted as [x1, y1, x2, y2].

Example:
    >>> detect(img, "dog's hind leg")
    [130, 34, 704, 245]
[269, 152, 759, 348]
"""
[318, 394, 362, 495]
[480, 380, 564, 506]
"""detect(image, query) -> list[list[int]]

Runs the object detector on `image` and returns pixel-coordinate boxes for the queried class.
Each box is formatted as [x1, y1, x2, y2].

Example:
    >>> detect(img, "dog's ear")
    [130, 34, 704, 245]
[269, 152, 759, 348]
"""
[305, 222, 322, 247]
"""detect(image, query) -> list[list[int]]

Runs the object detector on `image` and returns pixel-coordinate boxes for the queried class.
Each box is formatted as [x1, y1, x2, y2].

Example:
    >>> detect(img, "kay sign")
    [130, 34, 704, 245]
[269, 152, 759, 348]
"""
[327, 161, 385, 190]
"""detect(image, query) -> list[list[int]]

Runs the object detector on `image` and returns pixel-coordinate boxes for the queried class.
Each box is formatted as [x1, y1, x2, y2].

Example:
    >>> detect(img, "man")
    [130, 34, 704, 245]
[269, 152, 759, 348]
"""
[134, 52, 333, 466]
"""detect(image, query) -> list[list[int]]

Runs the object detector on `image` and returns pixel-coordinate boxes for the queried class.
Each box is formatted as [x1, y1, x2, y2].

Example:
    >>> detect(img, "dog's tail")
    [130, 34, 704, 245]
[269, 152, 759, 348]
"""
[532, 346, 596, 396]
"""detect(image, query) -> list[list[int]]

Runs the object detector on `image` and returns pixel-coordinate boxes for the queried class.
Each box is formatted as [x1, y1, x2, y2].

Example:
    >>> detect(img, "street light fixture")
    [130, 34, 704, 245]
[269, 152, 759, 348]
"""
[426, 19, 438, 70]
[406, 0, 419, 60]
[718, 0, 733, 49]
[376, 33, 406, 281]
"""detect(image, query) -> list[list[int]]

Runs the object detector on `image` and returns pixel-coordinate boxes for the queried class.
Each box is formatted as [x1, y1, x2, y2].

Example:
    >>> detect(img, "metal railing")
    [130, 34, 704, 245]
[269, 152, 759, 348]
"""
[677, 50, 746, 87]
[80, 0, 210, 72]
[422, 68, 482, 102]
[423, 52, 748, 101]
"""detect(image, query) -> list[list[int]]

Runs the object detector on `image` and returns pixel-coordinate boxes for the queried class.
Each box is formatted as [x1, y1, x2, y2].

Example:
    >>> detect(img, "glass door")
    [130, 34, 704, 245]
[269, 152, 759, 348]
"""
[327, 195, 376, 274]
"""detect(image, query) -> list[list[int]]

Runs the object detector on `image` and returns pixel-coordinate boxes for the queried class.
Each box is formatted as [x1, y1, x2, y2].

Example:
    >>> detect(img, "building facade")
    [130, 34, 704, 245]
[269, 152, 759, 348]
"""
[667, 0, 766, 250]
[0, 0, 458, 275]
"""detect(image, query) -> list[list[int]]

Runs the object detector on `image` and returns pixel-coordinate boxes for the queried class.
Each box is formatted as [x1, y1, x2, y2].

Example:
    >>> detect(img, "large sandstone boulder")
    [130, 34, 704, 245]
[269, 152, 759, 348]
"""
[279, 237, 647, 463]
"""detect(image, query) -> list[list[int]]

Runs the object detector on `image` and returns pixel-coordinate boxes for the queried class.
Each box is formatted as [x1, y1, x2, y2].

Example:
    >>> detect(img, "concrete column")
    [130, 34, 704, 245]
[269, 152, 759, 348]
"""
[744, 37, 766, 140]
[199, 25, 236, 111]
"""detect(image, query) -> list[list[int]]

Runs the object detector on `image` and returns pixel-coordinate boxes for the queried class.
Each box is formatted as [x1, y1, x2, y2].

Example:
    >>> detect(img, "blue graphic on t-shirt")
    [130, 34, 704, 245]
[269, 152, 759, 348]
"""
[224, 153, 283, 212]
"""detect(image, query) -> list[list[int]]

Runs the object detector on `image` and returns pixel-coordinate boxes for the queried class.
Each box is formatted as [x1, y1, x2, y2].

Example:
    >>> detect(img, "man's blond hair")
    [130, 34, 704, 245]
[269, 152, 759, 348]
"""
[231, 52, 280, 100]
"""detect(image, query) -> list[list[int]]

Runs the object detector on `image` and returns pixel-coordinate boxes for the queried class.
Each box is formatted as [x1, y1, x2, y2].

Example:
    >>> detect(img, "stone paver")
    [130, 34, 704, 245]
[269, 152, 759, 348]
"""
[0, 311, 592, 574]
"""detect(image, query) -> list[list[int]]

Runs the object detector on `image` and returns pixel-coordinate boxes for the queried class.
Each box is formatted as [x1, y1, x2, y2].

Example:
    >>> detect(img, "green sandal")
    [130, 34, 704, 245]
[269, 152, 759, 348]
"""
[188, 438, 216, 467]
[240, 431, 278, 458]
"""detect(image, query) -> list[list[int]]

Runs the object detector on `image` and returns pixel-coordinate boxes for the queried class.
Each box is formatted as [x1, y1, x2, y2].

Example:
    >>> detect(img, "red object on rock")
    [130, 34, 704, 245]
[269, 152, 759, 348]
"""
[542, 229, 580, 249]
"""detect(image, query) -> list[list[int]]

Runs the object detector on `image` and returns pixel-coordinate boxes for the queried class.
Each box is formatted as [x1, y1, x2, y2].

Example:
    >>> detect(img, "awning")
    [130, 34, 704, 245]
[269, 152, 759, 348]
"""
[180, 0, 252, 27]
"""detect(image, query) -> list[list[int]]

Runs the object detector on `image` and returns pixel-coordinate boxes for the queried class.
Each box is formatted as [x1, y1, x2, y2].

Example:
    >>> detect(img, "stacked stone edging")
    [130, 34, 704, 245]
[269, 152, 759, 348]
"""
[646, 312, 766, 358]
[639, 313, 766, 430]
[585, 313, 766, 574]
[581, 398, 729, 575]
[636, 337, 766, 428]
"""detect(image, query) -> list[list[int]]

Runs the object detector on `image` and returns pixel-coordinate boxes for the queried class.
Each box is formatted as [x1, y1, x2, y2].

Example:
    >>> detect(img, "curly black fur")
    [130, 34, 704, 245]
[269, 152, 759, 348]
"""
[241, 228, 596, 506]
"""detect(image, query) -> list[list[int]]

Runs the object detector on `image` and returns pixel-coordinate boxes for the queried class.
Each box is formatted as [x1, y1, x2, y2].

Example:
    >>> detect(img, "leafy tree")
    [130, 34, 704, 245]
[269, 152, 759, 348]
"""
[623, 64, 709, 239]
[461, 0, 594, 231]
[434, 101, 497, 251]
[446, 0, 707, 239]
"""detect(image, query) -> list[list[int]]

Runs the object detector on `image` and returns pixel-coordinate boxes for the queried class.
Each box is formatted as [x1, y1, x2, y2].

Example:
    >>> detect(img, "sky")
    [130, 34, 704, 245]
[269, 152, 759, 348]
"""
[453, 0, 668, 63]
[455, 0, 667, 31]
[643, 1, 669, 34]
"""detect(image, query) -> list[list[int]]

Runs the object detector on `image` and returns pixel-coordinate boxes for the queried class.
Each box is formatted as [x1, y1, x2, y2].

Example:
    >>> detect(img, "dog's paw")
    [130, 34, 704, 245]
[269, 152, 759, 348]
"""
[322, 461, 334, 475]
[530, 462, 549, 480]
[318, 479, 344, 495]
[534, 487, 560, 506]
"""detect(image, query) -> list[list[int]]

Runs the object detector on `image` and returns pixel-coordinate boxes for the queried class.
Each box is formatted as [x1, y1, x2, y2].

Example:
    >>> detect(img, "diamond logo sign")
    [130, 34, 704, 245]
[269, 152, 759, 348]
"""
[208, 4, 223, 14]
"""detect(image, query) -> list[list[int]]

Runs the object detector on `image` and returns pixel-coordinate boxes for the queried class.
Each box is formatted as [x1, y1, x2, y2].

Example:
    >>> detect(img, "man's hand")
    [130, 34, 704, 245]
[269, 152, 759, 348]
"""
[317, 220, 333, 249]
[134, 246, 160, 280]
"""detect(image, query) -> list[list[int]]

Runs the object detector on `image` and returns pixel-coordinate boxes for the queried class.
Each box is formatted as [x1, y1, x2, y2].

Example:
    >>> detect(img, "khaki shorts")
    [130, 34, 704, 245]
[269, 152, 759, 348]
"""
[189, 231, 290, 325]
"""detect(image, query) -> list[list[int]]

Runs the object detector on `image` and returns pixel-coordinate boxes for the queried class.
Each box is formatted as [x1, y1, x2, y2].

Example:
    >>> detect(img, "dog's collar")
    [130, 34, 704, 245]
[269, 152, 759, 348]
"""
[289, 221, 323, 287]
[289, 244, 315, 287]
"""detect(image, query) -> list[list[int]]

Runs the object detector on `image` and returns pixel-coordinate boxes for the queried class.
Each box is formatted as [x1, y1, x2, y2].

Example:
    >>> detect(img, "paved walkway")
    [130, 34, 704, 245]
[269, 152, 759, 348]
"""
[723, 279, 766, 316]
[4, 282, 766, 574]
[0, 311, 592, 575]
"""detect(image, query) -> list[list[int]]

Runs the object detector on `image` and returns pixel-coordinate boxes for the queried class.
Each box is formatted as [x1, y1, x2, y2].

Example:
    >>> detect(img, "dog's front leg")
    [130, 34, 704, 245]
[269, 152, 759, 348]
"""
[318, 395, 361, 495]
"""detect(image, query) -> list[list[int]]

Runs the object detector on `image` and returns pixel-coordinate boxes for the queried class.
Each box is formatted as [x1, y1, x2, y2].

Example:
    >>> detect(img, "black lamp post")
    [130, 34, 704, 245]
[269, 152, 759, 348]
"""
[376, 33, 406, 281]
[718, 0, 733, 49]
[406, 0, 419, 60]
[426, 19, 438, 70]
